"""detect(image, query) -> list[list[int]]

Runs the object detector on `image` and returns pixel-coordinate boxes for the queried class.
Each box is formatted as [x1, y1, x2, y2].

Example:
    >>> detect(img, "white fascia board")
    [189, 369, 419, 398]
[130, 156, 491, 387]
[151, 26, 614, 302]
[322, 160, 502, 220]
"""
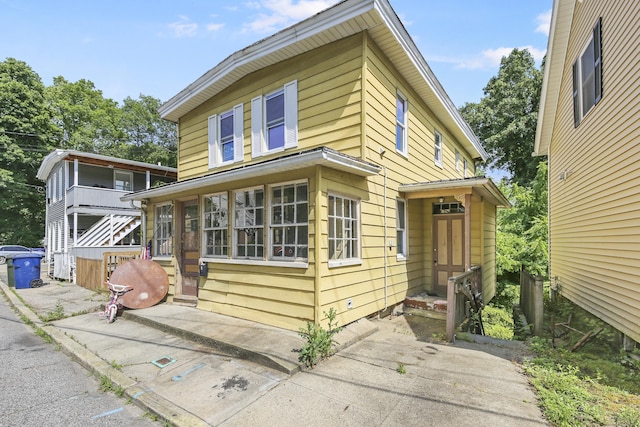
[534, 0, 574, 156]
[121, 148, 381, 202]
[159, 0, 376, 121]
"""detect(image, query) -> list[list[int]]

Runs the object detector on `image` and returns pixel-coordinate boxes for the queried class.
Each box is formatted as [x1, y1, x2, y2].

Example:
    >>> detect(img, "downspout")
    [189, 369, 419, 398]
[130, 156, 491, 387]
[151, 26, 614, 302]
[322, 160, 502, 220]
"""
[383, 162, 388, 311]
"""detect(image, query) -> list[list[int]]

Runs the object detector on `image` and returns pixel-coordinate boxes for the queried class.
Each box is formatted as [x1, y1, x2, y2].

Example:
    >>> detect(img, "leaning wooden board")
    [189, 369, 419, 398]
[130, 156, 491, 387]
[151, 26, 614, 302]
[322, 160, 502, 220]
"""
[109, 259, 169, 309]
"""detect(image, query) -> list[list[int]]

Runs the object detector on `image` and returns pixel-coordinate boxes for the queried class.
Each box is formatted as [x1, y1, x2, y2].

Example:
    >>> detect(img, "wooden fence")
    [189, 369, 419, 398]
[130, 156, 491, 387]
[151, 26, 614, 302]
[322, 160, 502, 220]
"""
[446, 266, 483, 342]
[75, 251, 140, 291]
[520, 267, 544, 336]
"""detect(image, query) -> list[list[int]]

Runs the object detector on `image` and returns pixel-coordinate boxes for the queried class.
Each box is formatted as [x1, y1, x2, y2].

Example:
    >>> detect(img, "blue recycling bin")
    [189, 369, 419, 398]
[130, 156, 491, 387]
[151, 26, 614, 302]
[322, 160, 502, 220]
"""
[12, 253, 42, 289]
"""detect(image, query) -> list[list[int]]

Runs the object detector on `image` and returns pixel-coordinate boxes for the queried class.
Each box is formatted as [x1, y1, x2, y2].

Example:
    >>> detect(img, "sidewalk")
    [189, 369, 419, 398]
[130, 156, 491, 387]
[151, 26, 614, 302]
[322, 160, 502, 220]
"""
[0, 268, 548, 426]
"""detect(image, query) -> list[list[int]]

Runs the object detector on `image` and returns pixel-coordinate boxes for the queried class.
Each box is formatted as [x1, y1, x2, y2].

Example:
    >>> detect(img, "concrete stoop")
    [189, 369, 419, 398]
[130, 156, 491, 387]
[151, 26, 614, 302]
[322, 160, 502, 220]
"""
[403, 292, 447, 320]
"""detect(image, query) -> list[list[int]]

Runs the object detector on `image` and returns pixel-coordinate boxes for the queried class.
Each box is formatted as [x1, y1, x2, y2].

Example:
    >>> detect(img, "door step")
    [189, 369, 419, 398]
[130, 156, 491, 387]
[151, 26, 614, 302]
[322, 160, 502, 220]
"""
[172, 295, 198, 307]
[404, 293, 447, 320]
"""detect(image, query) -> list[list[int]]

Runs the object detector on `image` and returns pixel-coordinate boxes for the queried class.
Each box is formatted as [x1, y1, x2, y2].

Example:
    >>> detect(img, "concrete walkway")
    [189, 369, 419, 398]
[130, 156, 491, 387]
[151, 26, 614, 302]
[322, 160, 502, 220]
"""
[0, 268, 548, 426]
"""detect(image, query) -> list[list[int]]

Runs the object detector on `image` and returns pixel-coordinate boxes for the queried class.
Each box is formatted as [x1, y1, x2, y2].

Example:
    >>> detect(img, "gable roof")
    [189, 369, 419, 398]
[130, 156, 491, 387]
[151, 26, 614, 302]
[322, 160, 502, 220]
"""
[36, 149, 177, 181]
[159, 0, 487, 161]
[534, 0, 575, 156]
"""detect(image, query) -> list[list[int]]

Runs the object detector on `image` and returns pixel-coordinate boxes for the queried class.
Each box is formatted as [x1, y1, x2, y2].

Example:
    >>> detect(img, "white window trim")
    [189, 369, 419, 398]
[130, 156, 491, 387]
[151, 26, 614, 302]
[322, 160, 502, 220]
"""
[396, 198, 407, 261]
[268, 180, 309, 262]
[251, 80, 298, 158]
[208, 103, 244, 168]
[202, 192, 229, 258]
[573, 18, 602, 126]
[327, 192, 361, 268]
[455, 151, 461, 172]
[396, 90, 408, 157]
[434, 130, 443, 168]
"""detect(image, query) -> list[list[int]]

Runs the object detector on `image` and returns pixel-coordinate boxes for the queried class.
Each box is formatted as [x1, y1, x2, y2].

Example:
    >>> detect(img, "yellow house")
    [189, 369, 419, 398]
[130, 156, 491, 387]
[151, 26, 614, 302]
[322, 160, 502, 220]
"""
[123, 0, 508, 331]
[534, 0, 639, 347]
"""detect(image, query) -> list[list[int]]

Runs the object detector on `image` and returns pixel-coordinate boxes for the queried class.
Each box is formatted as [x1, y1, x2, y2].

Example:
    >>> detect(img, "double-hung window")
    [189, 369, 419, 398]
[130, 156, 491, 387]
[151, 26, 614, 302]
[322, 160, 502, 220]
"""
[573, 18, 602, 127]
[234, 188, 264, 259]
[434, 130, 443, 167]
[396, 199, 407, 259]
[251, 80, 298, 157]
[328, 194, 360, 264]
[208, 103, 244, 168]
[154, 204, 173, 257]
[270, 182, 308, 260]
[396, 91, 408, 155]
[203, 193, 228, 257]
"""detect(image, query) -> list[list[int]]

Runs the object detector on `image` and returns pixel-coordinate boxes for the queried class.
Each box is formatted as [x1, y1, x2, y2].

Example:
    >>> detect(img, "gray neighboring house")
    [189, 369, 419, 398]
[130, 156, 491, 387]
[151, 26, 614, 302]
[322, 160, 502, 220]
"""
[37, 150, 177, 281]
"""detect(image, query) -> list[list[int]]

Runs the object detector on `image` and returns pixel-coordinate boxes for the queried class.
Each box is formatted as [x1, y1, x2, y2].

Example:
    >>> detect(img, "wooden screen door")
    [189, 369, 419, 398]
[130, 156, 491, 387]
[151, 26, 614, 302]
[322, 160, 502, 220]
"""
[433, 214, 465, 296]
[180, 199, 199, 297]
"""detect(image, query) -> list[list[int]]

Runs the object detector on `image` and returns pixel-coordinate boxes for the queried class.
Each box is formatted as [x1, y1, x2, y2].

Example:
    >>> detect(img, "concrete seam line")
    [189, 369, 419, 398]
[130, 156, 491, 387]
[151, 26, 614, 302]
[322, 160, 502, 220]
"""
[128, 385, 210, 427]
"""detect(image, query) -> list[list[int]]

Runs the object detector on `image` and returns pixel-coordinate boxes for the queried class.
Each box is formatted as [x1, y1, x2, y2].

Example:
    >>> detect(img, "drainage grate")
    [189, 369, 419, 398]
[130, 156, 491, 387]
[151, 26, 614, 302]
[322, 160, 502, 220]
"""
[151, 356, 176, 368]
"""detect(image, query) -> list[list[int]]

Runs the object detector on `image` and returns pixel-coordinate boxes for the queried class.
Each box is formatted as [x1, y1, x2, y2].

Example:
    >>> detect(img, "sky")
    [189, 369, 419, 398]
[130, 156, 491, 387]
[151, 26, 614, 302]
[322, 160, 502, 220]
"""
[1, 0, 552, 109]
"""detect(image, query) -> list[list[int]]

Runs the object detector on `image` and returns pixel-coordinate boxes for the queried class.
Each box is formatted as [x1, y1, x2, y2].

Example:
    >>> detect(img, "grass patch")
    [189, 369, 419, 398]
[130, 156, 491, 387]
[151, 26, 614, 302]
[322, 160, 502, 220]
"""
[39, 302, 65, 322]
[396, 362, 406, 374]
[524, 297, 640, 426]
[99, 375, 125, 397]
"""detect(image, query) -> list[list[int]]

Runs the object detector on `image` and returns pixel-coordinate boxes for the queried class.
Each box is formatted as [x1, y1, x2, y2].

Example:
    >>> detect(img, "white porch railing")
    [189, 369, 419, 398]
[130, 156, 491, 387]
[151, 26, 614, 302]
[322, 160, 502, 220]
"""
[66, 186, 134, 210]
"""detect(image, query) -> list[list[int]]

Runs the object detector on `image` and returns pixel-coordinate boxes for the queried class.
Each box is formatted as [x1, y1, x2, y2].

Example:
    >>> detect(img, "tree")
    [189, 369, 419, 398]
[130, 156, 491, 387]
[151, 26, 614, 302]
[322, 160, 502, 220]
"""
[46, 77, 124, 153]
[0, 58, 55, 246]
[118, 95, 177, 167]
[460, 49, 543, 185]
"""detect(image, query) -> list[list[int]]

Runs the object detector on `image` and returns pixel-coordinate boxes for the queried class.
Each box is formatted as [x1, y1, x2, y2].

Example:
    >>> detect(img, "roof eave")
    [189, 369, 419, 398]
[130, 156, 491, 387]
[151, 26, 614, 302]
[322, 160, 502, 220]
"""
[534, 0, 575, 156]
[121, 148, 381, 202]
[158, 0, 486, 161]
[36, 149, 178, 181]
[399, 177, 511, 208]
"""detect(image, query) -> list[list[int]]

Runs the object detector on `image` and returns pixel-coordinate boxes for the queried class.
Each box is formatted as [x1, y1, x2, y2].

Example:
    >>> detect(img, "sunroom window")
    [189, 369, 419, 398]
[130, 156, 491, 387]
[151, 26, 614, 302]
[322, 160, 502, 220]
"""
[270, 182, 308, 260]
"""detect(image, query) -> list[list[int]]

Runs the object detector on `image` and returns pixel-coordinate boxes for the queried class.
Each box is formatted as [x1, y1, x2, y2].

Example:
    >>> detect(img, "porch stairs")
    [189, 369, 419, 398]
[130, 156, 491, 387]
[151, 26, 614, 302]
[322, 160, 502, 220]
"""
[75, 215, 141, 247]
[403, 293, 448, 320]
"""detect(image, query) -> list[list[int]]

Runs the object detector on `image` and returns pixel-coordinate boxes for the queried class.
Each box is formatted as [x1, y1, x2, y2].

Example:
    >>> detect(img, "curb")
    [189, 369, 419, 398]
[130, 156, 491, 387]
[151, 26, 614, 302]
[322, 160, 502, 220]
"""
[0, 280, 207, 427]
[123, 310, 302, 376]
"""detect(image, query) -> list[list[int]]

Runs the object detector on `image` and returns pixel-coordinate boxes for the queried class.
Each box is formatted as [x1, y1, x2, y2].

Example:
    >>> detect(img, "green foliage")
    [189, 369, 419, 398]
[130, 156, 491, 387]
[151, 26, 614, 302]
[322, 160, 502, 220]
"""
[459, 48, 543, 185]
[118, 95, 177, 167]
[0, 58, 56, 246]
[524, 362, 607, 426]
[496, 161, 548, 286]
[298, 307, 343, 368]
[39, 302, 65, 322]
[396, 362, 406, 374]
[482, 305, 514, 340]
[490, 280, 520, 311]
[1, 57, 178, 246]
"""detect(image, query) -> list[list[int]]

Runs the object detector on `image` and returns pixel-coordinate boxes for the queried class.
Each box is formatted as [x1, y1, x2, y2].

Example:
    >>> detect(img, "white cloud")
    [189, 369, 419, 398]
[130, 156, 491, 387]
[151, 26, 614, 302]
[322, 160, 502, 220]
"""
[207, 23, 225, 32]
[536, 10, 552, 36]
[452, 45, 546, 70]
[243, 0, 338, 34]
[169, 16, 198, 37]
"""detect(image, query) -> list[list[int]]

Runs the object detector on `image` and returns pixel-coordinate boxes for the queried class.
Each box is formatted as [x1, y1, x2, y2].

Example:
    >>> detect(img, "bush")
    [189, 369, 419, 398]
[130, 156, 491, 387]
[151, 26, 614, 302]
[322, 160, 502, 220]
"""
[482, 305, 514, 340]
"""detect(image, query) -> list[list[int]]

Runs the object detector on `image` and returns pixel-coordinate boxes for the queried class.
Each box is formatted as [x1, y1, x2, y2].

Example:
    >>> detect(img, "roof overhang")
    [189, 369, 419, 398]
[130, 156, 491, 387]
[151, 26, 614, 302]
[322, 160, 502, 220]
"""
[159, 0, 487, 161]
[399, 177, 511, 208]
[534, 0, 574, 156]
[36, 149, 177, 181]
[121, 147, 381, 201]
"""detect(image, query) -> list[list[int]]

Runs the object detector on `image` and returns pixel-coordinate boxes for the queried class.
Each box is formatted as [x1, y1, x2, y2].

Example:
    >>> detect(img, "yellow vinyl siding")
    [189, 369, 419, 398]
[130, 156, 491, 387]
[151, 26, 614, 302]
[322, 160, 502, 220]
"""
[548, 1, 640, 342]
[177, 34, 364, 181]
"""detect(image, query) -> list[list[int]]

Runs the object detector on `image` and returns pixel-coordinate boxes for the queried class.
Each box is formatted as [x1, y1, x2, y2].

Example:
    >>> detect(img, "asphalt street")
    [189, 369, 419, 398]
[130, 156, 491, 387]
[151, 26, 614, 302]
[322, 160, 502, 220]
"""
[0, 291, 159, 426]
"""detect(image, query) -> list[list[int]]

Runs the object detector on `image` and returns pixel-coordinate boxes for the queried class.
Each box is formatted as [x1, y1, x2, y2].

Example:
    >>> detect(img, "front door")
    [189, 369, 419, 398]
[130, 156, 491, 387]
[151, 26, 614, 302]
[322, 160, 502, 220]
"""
[433, 214, 465, 296]
[180, 199, 199, 297]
